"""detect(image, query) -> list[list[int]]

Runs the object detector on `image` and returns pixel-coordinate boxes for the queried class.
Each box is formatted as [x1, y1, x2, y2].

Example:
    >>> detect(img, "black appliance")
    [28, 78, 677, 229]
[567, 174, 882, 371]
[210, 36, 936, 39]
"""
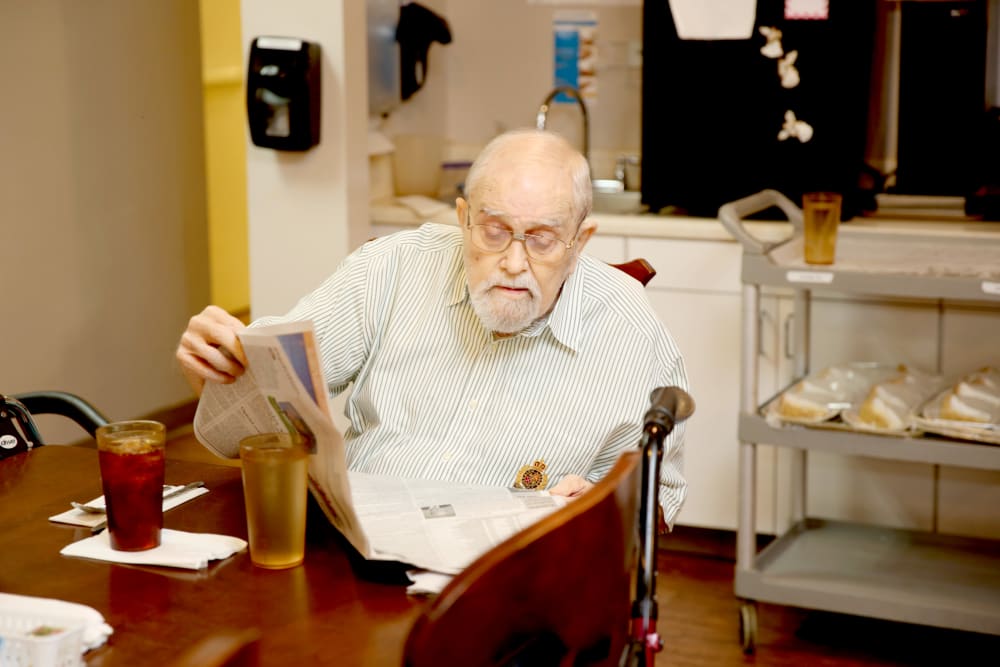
[247, 36, 321, 152]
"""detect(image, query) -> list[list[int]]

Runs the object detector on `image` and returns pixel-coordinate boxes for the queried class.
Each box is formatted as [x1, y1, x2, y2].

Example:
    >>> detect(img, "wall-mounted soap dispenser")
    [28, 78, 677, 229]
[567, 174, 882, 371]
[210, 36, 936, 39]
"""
[246, 36, 321, 151]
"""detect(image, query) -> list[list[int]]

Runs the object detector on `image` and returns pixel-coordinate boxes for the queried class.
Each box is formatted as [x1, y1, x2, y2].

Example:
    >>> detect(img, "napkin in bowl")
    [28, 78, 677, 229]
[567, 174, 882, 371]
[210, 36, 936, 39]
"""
[48, 483, 210, 529]
[60, 529, 247, 570]
[0, 592, 113, 652]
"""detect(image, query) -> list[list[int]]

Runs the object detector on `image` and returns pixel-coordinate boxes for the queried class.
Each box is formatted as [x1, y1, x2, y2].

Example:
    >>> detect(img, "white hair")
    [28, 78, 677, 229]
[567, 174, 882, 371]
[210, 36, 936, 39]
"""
[464, 129, 592, 223]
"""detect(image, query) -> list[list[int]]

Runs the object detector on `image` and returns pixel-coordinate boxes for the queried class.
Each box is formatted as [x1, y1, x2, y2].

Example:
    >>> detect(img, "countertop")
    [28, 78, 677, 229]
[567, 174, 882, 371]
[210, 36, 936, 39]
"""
[370, 198, 1000, 246]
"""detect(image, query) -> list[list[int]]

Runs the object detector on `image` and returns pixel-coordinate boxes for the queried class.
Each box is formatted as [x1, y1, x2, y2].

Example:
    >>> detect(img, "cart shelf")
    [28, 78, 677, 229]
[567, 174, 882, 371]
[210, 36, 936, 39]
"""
[741, 230, 1000, 302]
[737, 519, 1000, 636]
[739, 413, 1000, 471]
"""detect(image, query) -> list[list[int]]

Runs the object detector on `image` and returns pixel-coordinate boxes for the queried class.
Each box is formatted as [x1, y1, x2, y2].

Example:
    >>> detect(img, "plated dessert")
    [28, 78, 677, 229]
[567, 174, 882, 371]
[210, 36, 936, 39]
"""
[914, 367, 1000, 445]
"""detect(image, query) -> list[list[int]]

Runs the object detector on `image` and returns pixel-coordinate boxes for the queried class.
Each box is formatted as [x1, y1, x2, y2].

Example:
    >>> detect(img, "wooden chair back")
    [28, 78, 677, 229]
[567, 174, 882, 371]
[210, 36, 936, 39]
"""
[403, 451, 642, 667]
[609, 258, 656, 286]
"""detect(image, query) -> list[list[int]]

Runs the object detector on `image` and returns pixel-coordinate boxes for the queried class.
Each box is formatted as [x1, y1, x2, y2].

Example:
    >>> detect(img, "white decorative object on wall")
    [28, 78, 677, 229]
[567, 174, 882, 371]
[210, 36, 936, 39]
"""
[778, 50, 800, 88]
[668, 0, 757, 40]
[778, 109, 814, 143]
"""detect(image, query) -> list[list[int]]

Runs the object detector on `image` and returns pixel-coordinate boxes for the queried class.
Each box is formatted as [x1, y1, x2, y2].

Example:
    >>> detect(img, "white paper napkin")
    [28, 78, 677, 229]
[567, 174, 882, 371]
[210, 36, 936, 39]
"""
[405, 569, 454, 596]
[48, 484, 210, 529]
[60, 529, 247, 570]
[0, 592, 113, 651]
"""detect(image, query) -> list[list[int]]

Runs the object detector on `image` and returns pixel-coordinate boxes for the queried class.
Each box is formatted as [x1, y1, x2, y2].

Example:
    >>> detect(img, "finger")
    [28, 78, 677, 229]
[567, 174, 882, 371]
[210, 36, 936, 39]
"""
[178, 348, 242, 383]
[549, 475, 592, 498]
[200, 306, 250, 366]
[176, 347, 243, 392]
[184, 308, 249, 369]
[177, 329, 246, 378]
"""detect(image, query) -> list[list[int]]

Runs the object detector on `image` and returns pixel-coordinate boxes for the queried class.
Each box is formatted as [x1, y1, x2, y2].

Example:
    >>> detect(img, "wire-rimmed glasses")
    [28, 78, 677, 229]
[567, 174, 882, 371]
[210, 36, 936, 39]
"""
[465, 208, 579, 264]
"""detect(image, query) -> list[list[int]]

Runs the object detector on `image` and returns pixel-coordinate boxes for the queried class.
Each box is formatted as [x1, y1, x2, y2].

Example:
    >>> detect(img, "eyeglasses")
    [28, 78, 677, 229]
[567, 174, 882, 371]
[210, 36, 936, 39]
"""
[465, 209, 579, 264]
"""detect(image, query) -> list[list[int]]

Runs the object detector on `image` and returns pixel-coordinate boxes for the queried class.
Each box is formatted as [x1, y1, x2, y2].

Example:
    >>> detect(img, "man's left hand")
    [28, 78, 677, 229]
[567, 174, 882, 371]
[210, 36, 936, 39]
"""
[549, 475, 593, 499]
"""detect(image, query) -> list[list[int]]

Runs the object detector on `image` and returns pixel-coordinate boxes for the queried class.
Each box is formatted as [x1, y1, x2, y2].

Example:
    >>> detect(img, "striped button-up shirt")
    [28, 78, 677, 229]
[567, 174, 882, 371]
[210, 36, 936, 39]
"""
[255, 223, 689, 525]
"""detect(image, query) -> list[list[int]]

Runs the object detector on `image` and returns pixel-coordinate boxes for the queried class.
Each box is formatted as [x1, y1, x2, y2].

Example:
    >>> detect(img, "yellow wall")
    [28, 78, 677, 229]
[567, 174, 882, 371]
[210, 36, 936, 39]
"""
[199, 0, 249, 315]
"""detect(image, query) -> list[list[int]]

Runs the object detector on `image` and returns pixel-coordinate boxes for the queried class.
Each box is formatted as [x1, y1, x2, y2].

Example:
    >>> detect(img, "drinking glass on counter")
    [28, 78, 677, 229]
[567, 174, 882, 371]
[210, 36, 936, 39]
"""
[239, 433, 308, 569]
[96, 420, 166, 551]
[802, 192, 843, 265]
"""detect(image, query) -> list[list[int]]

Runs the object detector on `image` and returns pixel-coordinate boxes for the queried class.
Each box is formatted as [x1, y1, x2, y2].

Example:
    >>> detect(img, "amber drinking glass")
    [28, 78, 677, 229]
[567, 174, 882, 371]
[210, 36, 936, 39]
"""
[240, 433, 308, 569]
[802, 192, 843, 265]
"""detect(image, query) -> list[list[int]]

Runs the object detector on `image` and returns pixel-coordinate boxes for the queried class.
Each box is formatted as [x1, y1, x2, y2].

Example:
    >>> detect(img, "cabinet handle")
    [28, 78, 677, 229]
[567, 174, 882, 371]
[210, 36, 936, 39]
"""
[784, 313, 794, 359]
[758, 308, 773, 357]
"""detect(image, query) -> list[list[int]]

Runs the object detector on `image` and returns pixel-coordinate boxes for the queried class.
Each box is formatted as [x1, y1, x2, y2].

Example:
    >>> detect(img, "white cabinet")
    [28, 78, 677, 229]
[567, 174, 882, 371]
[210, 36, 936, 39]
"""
[647, 289, 748, 529]
[624, 237, 788, 532]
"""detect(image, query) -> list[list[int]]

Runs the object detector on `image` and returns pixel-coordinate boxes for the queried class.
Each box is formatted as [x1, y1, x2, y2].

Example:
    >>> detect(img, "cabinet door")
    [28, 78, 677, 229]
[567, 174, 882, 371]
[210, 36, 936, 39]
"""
[581, 234, 627, 264]
[648, 289, 778, 532]
[771, 294, 799, 535]
[634, 238, 780, 532]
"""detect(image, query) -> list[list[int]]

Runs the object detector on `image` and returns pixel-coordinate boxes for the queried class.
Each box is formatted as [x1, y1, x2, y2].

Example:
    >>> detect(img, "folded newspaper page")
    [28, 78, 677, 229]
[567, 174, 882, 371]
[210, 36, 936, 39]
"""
[193, 320, 567, 574]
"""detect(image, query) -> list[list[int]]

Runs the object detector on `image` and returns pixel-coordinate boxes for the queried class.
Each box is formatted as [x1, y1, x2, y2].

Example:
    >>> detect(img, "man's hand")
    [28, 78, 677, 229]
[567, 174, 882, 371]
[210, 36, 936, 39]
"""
[549, 474, 594, 499]
[175, 305, 249, 395]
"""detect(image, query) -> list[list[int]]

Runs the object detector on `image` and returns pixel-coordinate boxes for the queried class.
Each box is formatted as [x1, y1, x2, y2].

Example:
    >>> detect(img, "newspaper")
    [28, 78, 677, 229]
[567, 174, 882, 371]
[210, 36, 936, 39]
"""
[193, 320, 567, 574]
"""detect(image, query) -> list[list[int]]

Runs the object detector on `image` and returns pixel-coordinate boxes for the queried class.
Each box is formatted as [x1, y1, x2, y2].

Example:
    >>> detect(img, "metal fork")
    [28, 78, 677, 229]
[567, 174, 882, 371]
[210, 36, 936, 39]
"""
[71, 481, 205, 513]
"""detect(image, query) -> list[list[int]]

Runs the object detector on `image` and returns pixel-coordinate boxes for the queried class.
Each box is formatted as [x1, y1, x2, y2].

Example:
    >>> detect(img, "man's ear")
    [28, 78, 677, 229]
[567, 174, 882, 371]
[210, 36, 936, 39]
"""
[455, 197, 468, 227]
[574, 218, 598, 253]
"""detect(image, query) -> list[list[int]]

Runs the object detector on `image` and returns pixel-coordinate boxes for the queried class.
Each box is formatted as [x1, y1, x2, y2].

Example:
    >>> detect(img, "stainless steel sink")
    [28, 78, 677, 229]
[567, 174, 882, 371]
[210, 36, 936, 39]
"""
[592, 179, 645, 214]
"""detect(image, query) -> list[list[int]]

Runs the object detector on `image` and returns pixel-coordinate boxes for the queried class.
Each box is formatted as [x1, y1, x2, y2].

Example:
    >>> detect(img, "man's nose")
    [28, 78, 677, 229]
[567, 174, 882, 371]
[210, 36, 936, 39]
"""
[500, 236, 530, 273]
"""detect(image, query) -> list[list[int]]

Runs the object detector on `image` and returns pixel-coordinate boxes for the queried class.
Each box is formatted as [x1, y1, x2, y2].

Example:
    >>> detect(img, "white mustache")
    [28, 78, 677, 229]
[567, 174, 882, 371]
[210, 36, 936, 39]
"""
[487, 277, 539, 296]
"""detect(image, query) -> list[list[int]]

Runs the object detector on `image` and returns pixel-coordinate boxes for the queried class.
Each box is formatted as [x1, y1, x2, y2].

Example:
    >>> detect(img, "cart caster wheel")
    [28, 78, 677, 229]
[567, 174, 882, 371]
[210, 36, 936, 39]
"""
[739, 601, 757, 655]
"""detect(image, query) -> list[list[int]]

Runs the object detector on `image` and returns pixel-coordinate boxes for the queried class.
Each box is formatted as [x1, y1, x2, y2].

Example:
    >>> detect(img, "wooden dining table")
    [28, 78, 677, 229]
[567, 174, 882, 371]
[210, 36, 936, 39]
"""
[0, 445, 426, 665]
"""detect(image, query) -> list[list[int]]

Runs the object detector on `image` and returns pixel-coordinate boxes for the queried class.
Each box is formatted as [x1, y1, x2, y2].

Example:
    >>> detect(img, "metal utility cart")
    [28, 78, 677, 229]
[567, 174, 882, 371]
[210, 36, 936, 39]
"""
[719, 190, 1000, 653]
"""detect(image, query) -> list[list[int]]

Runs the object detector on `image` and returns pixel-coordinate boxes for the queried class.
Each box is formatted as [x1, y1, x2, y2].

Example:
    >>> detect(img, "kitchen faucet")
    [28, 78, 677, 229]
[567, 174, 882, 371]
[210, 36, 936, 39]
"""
[535, 86, 589, 169]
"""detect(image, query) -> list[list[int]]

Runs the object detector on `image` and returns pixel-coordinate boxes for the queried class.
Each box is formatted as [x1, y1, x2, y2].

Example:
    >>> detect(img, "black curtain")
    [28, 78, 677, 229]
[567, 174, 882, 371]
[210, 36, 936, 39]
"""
[641, 0, 878, 218]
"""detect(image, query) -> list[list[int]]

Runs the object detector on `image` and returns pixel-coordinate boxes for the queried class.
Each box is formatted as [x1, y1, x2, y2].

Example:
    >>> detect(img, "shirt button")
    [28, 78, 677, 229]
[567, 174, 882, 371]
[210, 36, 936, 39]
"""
[468, 399, 479, 410]
[442, 452, 453, 461]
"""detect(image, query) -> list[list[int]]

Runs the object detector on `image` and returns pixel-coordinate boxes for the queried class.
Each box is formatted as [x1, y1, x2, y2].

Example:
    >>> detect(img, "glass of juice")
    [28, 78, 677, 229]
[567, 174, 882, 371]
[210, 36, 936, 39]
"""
[239, 433, 308, 569]
[802, 192, 843, 265]
[96, 420, 166, 551]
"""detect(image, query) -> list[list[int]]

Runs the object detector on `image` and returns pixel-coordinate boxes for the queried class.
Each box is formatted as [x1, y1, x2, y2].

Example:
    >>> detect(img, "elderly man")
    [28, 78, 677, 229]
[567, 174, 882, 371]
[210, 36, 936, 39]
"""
[177, 129, 690, 526]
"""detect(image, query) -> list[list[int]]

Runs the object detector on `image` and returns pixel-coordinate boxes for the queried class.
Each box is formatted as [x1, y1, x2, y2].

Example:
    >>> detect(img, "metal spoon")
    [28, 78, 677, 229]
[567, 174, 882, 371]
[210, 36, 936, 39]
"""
[71, 481, 205, 514]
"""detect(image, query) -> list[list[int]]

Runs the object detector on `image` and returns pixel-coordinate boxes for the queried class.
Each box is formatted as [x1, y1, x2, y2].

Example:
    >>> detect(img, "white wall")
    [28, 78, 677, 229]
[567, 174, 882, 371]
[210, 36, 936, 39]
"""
[239, 0, 647, 320]
[1, 1, 209, 439]
[242, 0, 371, 318]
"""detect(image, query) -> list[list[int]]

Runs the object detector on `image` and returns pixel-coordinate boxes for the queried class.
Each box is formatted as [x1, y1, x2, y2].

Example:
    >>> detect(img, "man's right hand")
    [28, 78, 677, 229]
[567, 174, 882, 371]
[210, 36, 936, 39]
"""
[176, 305, 250, 395]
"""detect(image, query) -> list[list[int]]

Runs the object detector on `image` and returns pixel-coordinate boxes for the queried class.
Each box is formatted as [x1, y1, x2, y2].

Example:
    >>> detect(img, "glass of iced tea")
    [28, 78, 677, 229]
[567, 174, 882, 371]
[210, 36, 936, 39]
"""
[96, 420, 166, 551]
[239, 433, 308, 569]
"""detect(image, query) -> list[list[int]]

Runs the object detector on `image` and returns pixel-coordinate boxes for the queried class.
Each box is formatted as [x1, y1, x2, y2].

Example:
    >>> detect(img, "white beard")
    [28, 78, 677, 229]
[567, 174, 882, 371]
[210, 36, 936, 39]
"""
[468, 274, 543, 334]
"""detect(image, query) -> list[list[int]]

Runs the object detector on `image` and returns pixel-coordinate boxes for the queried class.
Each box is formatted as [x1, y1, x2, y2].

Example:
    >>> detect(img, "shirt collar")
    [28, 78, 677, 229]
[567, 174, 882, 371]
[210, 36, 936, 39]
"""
[537, 264, 584, 352]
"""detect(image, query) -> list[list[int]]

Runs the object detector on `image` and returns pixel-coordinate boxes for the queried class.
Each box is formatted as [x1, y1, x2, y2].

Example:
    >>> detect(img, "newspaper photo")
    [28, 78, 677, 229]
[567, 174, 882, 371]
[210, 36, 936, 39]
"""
[193, 320, 568, 575]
